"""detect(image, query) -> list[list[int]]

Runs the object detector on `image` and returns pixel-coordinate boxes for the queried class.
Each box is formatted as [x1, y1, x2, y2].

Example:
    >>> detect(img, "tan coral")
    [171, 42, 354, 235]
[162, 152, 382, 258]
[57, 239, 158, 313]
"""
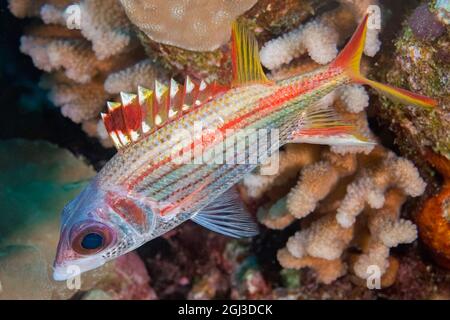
[20, 31, 143, 84]
[13, 0, 135, 60]
[105, 59, 167, 94]
[242, 144, 425, 284]
[336, 152, 426, 228]
[21, 36, 102, 83]
[78, 0, 135, 60]
[277, 248, 347, 285]
[243, 144, 321, 200]
[10, 1, 156, 146]
[287, 151, 357, 219]
[286, 213, 354, 260]
[46, 77, 110, 123]
[119, 0, 257, 51]
[242, 33, 426, 283]
[8, 0, 72, 18]
[259, 0, 381, 70]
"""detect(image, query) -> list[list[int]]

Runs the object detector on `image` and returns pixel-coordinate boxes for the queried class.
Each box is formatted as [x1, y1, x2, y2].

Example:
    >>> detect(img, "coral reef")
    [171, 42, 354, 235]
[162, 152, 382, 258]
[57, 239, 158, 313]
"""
[242, 142, 425, 285]
[372, 3, 449, 270]
[9, 0, 379, 147]
[8, 0, 153, 146]
[240, 55, 427, 284]
[260, 0, 381, 70]
[409, 4, 446, 41]
[0, 139, 155, 299]
[8, 0, 323, 144]
[375, 2, 449, 161]
[241, 3, 433, 285]
[416, 150, 450, 269]
[5, 0, 450, 300]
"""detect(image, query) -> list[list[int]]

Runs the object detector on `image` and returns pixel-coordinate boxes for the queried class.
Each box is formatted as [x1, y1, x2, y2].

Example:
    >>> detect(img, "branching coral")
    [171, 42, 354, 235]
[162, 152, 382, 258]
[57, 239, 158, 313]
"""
[243, 143, 426, 285]
[104, 59, 168, 94]
[7, 0, 72, 18]
[241, 70, 426, 284]
[119, 0, 258, 52]
[260, 0, 381, 70]
[21, 36, 109, 84]
[40, 0, 135, 60]
[10, 0, 135, 60]
[8, 0, 156, 145]
[41, 73, 110, 123]
[335, 152, 426, 228]
[351, 189, 417, 279]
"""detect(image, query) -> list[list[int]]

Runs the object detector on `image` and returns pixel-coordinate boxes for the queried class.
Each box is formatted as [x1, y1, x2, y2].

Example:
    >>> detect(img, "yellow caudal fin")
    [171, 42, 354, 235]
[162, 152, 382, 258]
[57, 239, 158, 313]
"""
[330, 15, 438, 109]
[231, 21, 272, 87]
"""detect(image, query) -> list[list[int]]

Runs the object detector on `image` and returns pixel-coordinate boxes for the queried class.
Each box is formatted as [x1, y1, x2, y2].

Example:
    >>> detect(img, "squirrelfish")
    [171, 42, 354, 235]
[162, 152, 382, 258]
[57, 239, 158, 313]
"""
[53, 16, 437, 280]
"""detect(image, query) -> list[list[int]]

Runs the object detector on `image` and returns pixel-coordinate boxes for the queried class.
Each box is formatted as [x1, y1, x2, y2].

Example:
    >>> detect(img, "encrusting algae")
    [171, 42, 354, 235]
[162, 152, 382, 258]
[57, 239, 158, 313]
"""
[417, 150, 450, 269]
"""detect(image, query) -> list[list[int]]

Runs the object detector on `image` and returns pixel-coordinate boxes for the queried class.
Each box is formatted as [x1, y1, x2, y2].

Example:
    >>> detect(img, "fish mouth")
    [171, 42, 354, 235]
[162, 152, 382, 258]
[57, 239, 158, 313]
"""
[52, 257, 106, 281]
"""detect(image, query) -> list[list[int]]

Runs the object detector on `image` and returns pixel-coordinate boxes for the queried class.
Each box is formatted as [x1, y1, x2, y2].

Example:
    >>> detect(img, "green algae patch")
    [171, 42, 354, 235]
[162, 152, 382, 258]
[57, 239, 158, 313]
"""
[0, 139, 95, 242]
[0, 139, 97, 299]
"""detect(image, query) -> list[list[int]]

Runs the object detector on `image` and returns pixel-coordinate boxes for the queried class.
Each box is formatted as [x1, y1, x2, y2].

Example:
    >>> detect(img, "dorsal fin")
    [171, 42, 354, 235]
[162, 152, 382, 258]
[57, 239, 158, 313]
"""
[231, 21, 271, 87]
[102, 77, 229, 150]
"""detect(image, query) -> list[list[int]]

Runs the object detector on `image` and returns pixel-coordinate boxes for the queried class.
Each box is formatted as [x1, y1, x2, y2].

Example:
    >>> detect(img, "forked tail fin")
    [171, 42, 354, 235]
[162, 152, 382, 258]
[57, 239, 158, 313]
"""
[330, 15, 438, 109]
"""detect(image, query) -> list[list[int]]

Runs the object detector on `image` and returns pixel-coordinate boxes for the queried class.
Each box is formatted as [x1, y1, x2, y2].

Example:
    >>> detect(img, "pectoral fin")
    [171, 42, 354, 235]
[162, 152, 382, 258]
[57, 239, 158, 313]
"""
[191, 187, 259, 238]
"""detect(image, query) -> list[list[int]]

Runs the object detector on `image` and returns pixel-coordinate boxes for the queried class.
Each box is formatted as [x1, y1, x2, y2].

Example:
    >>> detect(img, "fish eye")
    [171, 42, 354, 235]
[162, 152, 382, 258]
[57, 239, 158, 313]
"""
[70, 222, 114, 255]
[81, 233, 104, 250]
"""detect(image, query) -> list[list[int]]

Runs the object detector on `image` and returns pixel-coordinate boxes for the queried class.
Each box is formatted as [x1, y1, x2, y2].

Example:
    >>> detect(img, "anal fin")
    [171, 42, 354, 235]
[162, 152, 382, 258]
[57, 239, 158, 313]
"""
[191, 187, 259, 238]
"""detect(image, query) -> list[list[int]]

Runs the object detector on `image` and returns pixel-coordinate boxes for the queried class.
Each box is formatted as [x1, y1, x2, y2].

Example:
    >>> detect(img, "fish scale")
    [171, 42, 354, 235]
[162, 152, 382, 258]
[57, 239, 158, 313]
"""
[105, 72, 347, 218]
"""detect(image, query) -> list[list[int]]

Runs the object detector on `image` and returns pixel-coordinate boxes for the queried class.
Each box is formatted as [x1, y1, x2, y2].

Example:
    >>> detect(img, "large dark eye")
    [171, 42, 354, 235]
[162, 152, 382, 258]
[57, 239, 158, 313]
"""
[70, 221, 114, 255]
[81, 233, 104, 250]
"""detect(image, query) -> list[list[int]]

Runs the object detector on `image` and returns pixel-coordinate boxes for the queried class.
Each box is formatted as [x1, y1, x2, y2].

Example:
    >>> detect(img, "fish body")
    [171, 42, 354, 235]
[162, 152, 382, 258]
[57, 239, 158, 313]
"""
[53, 16, 437, 280]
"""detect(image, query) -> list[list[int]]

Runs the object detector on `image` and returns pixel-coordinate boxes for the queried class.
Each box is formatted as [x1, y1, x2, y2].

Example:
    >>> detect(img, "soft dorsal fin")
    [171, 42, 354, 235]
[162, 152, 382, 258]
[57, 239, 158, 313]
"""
[101, 77, 229, 150]
[231, 21, 271, 87]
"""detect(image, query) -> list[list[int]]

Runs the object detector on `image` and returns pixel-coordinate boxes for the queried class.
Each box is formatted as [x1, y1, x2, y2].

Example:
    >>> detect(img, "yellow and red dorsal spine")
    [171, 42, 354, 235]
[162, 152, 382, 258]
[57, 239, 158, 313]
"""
[101, 77, 229, 150]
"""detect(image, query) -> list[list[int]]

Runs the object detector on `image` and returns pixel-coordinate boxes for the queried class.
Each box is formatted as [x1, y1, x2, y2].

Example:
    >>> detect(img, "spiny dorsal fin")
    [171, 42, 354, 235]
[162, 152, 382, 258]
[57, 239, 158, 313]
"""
[101, 77, 229, 150]
[231, 21, 271, 87]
